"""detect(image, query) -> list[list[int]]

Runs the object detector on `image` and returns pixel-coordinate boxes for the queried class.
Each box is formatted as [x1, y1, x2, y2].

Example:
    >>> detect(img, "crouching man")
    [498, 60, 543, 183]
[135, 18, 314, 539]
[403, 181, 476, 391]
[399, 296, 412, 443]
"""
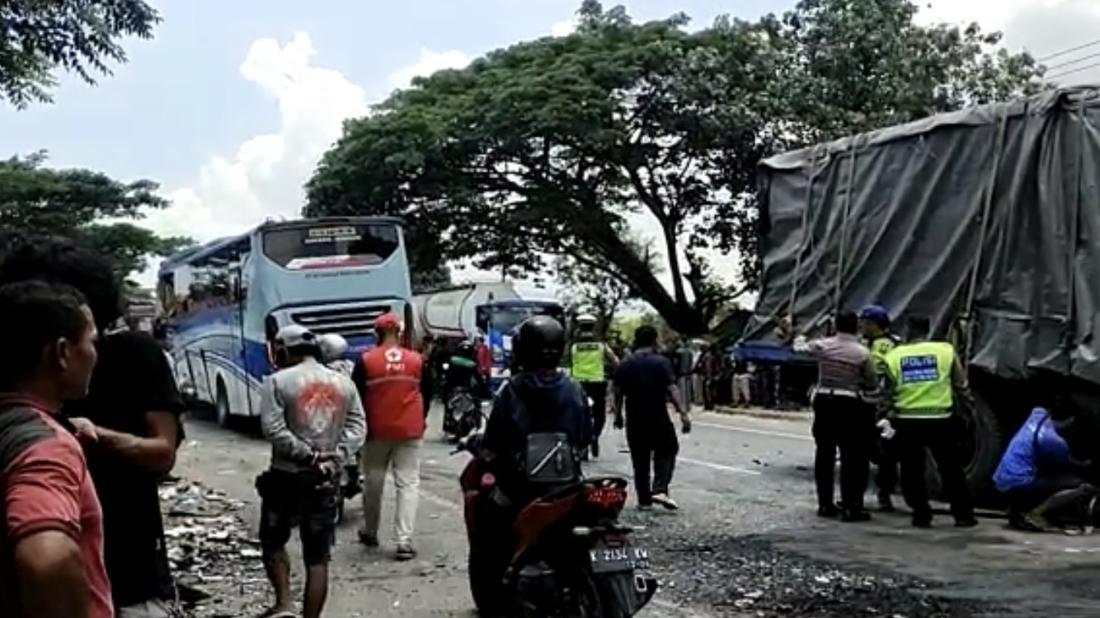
[258, 325, 366, 618]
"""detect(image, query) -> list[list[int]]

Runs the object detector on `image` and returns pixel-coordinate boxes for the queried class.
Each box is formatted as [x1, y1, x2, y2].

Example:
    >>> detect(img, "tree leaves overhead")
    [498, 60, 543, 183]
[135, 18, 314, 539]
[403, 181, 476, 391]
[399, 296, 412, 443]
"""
[307, 0, 1043, 335]
[0, 153, 190, 277]
[0, 0, 160, 106]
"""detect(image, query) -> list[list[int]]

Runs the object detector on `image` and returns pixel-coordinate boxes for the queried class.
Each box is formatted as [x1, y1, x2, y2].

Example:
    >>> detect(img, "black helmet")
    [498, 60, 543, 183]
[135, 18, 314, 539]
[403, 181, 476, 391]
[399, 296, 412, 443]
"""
[515, 315, 566, 371]
[457, 340, 476, 358]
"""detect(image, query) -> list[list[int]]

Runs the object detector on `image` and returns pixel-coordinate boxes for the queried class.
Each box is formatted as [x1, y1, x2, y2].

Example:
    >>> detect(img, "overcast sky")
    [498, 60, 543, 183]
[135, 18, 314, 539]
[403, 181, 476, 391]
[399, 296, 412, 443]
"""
[2, 0, 1097, 288]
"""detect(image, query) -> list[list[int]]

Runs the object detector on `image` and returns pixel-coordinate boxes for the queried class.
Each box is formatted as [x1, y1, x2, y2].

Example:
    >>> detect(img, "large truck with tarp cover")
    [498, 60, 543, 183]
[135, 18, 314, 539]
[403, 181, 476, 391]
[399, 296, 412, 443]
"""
[742, 86, 1100, 495]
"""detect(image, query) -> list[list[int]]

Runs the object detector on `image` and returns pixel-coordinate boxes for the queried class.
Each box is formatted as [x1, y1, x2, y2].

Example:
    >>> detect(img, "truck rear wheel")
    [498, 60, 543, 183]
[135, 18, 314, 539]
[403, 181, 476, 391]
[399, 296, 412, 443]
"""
[925, 382, 1003, 502]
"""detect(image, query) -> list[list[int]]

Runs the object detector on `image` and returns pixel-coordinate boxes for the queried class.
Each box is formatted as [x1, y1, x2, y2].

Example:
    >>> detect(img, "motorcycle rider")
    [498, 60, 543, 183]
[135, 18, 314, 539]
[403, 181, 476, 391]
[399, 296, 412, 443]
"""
[483, 315, 591, 494]
[569, 313, 619, 459]
[471, 315, 592, 614]
[447, 340, 488, 399]
[317, 333, 353, 377]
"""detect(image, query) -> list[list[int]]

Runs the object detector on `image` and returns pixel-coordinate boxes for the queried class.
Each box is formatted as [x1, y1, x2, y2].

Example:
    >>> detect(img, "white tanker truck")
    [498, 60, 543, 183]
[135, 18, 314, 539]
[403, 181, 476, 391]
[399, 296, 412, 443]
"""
[413, 282, 564, 388]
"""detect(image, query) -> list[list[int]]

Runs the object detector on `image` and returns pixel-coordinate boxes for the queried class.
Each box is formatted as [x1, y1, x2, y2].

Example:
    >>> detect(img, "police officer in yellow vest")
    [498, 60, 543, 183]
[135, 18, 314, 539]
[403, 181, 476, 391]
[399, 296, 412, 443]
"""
[570, 314, 619, 459]
[859, 305, 901, 512]
[882, 315, 978, 529]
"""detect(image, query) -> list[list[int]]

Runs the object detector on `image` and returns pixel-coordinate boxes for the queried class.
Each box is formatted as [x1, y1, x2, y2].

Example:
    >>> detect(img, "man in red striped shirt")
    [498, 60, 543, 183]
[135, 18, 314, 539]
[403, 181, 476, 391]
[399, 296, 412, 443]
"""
[352, 313, 425, 561]
[0, 281, 112, 618]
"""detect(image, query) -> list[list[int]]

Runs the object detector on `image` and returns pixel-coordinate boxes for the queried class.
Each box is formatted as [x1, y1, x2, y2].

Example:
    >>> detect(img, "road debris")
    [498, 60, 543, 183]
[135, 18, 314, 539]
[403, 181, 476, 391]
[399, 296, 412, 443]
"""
[160, 479, 268, 616]
[656, 534, 999, 618]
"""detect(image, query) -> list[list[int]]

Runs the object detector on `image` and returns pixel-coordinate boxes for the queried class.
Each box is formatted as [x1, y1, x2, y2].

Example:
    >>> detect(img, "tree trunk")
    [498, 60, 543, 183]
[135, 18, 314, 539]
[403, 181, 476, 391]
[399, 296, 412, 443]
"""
[661, 225, 688, 305]
[584, 231, 709, 336]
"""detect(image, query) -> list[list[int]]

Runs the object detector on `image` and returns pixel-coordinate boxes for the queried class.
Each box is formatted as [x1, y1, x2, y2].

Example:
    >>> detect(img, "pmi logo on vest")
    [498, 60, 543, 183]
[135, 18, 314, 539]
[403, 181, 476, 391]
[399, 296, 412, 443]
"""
[384, 348, 406, 373]
[900, 355, 939, 383]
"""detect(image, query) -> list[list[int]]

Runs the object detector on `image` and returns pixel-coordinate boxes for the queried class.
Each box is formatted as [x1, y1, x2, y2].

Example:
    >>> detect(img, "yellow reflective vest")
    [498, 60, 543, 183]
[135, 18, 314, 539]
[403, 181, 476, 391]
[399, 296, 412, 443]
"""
[883, 340, 956, 419]
[571, 341, 606, 382]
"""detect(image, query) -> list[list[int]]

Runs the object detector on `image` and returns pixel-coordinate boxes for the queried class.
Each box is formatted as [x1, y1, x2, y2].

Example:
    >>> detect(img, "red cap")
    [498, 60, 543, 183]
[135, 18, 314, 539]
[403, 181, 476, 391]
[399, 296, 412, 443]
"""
[375, 313, 402, 331]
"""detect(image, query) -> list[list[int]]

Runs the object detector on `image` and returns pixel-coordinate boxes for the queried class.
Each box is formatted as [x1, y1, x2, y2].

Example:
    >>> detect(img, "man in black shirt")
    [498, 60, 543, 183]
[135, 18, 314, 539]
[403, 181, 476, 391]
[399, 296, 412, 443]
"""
[0, 237, 186, 617]
[614, 326, 690, 511]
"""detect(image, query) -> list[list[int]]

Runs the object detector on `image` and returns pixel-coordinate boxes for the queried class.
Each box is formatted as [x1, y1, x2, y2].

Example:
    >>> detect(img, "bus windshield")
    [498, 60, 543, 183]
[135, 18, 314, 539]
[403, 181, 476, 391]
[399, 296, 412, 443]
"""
[263, 223, 400, 270]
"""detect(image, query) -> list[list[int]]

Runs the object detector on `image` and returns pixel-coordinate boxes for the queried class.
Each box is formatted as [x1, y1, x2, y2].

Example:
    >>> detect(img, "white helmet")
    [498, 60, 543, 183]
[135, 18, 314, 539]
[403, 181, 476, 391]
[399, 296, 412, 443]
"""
[317, 333, 349, 363]
[275, 324, 317, 349]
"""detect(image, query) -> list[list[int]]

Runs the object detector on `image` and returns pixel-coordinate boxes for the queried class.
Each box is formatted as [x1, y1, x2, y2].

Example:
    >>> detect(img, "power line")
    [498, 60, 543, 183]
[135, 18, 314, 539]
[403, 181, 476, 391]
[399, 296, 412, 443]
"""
[1045, 50, 1100, 72]
[1047, 60, 1100, 81]
[1038, 38, 1100, 62]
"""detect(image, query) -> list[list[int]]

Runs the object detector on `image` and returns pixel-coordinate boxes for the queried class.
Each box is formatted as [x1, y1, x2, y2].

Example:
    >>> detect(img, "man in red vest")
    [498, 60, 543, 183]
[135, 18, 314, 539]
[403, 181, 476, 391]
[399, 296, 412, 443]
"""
[351, 312, 425, 560]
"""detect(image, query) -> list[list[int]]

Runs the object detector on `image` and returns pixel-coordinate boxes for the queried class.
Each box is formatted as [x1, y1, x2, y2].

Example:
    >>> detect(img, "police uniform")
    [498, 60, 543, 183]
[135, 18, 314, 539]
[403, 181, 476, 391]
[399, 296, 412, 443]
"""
[571, 339, 618, 457]
[883, 339, 976, 527]
[572, 336, 616, 453]
[795, 333, 879, 517]
[868, 333, 901, 505]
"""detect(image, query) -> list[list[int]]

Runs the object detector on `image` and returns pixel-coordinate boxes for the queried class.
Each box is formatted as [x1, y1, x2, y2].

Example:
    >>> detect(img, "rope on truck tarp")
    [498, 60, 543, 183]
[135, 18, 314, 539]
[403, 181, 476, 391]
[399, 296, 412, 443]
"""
[960, 109, 1008, 369]
[787, 146, 821, 331]
[1062, 104, 1087, 376]
[832, 138, 859, 314]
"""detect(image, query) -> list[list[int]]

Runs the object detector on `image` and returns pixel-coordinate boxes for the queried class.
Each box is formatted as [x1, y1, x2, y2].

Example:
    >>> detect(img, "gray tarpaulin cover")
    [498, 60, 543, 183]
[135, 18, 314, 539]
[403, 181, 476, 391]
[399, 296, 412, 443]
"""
[744, 87, 1100, 386]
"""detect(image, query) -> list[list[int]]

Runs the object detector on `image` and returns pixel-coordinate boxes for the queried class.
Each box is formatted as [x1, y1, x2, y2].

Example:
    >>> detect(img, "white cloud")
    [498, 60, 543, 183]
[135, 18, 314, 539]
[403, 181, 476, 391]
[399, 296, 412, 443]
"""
[387, 48, 470, 90]
[550, 17, 577, 37]
[145, 32, 367, 247]
[138, 36, 470, 285]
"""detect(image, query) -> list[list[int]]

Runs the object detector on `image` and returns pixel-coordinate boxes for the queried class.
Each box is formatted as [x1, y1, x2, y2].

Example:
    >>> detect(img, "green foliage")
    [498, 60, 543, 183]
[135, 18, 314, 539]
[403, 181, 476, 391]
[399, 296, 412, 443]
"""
[0, 153, 190, 277]
[0, 0, 160, 106]
[306, 0, 1043, 336]
[556, 256, 632, 337]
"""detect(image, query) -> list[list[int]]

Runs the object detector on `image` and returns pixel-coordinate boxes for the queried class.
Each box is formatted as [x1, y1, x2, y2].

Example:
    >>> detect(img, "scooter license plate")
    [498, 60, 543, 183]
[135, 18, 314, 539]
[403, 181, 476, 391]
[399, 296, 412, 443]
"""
[589, 545, 650, 574]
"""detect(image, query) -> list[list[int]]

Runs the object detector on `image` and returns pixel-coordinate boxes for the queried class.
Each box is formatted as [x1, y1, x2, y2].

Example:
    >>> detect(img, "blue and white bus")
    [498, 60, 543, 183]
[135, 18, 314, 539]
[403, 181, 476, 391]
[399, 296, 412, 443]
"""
[158, 216, 413, 426]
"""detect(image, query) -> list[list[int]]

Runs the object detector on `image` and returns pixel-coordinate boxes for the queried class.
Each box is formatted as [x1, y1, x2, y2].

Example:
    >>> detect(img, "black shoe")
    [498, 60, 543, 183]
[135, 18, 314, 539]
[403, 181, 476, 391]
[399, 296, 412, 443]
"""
[841, 509, 872, 523]
[358, 530, 379, 547]
[818, 505, 841, 518]
[955, 517, 979, 528]
[877, 494, 895, 513]
[590, 441, 600, 459]
[911, 516, 932, 529]
[395, 543, 417, 561]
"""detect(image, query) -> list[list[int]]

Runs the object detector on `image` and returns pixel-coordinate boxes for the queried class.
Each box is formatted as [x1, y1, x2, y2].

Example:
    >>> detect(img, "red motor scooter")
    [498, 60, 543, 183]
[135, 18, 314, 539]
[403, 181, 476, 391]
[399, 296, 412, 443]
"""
[457, 437, 657, 617]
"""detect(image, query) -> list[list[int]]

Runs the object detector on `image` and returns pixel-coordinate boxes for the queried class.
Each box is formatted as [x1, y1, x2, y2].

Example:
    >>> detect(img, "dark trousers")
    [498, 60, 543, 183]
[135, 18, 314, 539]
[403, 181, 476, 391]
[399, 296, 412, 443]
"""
[627, 421, 679, 505]
[703, 378, 718, 411]
[421, 384, 433, 419]
[894, 417, 974, 522]
[582, 382, 608, 445]
[874, 437, 899, 498]
[812, 394, 874, 512]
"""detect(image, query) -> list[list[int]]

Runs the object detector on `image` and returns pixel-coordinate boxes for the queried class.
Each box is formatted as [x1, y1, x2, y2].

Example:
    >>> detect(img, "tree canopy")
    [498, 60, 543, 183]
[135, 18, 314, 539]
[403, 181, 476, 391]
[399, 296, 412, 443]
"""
[0, 153, 190, 278]
[0, 0, 159, 106]
[306, 0, 1043, 335]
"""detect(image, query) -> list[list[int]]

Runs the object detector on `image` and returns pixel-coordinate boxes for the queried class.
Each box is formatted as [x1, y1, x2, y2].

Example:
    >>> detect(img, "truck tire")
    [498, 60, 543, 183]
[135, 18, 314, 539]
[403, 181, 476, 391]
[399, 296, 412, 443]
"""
[962, 387, 1003, 499]
[925, 384, 1003, 502]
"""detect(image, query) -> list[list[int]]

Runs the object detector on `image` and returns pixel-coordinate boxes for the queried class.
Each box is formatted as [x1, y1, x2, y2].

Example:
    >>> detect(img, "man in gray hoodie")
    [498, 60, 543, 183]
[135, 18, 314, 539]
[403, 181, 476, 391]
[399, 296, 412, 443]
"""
[258, 325, 366, 618]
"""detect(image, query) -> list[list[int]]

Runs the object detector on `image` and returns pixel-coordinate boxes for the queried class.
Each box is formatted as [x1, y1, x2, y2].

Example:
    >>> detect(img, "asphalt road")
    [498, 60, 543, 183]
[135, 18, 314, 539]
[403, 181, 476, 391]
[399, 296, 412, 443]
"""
[169, 407, 1100, 617]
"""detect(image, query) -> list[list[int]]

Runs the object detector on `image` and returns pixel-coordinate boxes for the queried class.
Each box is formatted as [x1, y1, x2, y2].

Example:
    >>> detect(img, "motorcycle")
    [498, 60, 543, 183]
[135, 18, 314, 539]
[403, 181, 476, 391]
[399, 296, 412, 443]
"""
[456, 436, 657, 617]
[444, 386, 487, 442]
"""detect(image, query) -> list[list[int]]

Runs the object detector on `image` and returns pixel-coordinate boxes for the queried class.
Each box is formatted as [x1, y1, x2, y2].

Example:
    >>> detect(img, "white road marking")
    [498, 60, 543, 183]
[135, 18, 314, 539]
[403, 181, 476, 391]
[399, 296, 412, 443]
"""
[678, 456, 761, 476]
[694, 420, 813, 442]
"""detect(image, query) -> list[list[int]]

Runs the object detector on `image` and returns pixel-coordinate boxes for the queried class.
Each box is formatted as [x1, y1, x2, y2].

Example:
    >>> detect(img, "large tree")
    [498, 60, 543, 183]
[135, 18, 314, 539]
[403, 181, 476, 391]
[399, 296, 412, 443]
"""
[0, 153, 190, 277]
[306, 0, 1042, 335]
[0, 0, 159, 106]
